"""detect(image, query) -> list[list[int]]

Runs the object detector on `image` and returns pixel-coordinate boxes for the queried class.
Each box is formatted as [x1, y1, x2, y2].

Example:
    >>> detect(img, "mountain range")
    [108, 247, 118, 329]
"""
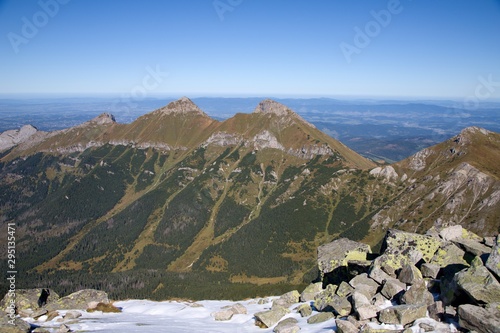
[0, 97, 498, 300]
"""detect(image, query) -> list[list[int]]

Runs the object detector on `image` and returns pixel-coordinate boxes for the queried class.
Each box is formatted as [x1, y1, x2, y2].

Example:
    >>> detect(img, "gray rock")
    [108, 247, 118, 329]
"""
[336, 318, 359, 333]
[373, 229, 443, 277]
[458, 304, 500, 333]
[313, 284, 337, 311]
[0, 289, 59, 312]
[297, 303, 312, 317]
[32, 328, 51, 333]
[439, 225, 464, 241]
[336, 281, 354, 298]
[274, 318, 300, 333]
[255, 306, 289, 328]
[300, 282, 323, 302]
[0, 311, 31, 333]
[372, 293, 389, 309]
[212, 309, 234, 321]
[31, 308, 48, 319]
[484, 237, 496, 247]
[400, 281, 434, 306]
[352, 292, 378, 320]
[380, 278, 406, 300]
[453, 238, 492, 258]
[369, 264, 394, 284]
[378, 304, 427, 326]
[317, 238, 371, 275]
[455, 256, 500, 304]
[427, 301, 444, 321]
[349, 273, 379, 298]
[420, 263, 441, 279]
[56, 324, 71, 333]
[64, 310, 82, 319]
[307, 312, 335, 324]
[486, 235, 500, 279]
[430, 241, 469, 267]
[46, 289, 109, 311]
[222, 302, 247, 315]
[398, 264, 423, 285]
[273, 290, 300, 308]
[330, 295, 352, 317]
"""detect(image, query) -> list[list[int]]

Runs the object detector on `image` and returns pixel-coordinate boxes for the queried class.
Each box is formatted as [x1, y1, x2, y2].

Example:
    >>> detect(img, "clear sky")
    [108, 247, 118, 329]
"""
[1, 0, 499, 100]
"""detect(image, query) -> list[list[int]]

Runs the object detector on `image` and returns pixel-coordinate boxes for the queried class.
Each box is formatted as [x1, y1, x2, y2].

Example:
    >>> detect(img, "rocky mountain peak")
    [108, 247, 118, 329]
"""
[253, 99, 293, 117]
[158, 97, 207, 116]
[253, 99, 315, 128]
[91, 113, 116, 125]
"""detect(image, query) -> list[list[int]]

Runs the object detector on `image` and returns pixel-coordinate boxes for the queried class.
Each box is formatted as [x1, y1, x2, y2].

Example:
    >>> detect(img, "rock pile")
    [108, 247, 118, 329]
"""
[0, 289, 119, 333]
[221, 225, 499, 332]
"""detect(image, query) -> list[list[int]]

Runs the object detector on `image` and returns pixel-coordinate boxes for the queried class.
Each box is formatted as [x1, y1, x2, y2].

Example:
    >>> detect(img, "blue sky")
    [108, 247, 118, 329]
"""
[1, 0, 499, 99]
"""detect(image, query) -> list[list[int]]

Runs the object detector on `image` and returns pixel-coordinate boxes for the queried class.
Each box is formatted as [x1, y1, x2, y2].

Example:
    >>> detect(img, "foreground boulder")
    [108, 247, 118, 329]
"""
[317, 238, 371, 284]
[0, 289, 59, 312]
[454, 256, 500, 304]
[379, 303, 428, 326]
[486, 235, 500, 279]
[46, 289, 109, 311]
[458, 304, 500, 333]
[0, 311, 30, 333]
[255, 306, 289, 328]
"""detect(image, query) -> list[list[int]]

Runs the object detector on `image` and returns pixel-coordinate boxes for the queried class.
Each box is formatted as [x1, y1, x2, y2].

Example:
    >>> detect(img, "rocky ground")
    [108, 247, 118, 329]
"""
[1, 225, 499, 333]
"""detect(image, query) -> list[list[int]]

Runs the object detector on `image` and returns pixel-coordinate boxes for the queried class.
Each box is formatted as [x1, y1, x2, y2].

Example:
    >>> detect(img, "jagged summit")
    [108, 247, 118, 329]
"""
[253, 99, 315, 128]
[157, 97, 207, 116]
[253, 99, 293, 116]
[91, 113, 116, 125]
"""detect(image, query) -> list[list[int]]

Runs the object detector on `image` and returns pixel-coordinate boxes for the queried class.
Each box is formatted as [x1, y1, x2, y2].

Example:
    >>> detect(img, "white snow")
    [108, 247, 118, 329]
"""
[24, 298, 337, 333]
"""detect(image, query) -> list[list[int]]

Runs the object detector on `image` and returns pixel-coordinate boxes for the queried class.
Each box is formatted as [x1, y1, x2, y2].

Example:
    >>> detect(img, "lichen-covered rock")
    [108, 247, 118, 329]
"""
[379, 303, 427, 326]
[430, 242, 468, 267]
[300, 282, 323, 302]
[297, 303, 312, 317]
[373, 229, 442, 276]
[458, 304, 500, 333]
[313, 284, 337, 312]
[336, 318, 359, 333]
[336, 281, 354, 298]
[0, 311, 30, 333]
[274, 317, 300, 333]
[454, 256, 500, 304]
[317, 238, 371, 276]
[46, 289, 109, 311]
[380, 278, 406, 300]
[486, 235, 500, 279]
[273, 290, 300, 308]
[330, 295, 352, 317]
[400, 281, 434, 306]
[398, 264, 423, 285]
[0, 289, 59, 312]
[255, 306, 289, 328]
[307, 311, 335, 324]
[368, 264, 394, 284]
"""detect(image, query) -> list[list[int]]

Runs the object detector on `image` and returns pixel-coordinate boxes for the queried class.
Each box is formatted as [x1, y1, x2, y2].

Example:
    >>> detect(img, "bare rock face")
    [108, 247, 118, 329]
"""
[157, 97, 206, 116]
[0, 311, 30, 333]
[253, 99, 315, 128]
[0, 125, 38, 151]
